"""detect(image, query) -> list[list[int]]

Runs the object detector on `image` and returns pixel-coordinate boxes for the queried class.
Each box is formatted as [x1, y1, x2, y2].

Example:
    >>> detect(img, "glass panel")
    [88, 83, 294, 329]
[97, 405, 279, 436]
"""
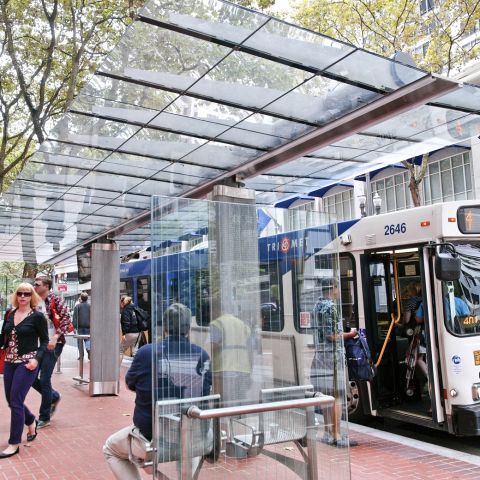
[190, 50, 313, 111]
[452, 166, 465, 194]
[142, 0, 269, 44]
[326, 50, 426, 91]
[244, 17, 355, 71]
[267, 75, 381, 123]
[151, 195, 350, 479]
[84, 75, 179, 111]
[430, 173, 441, 201]
[100, 24, 232, 90]
[441, 170, 453, 198]
[433, 84, 480, 112]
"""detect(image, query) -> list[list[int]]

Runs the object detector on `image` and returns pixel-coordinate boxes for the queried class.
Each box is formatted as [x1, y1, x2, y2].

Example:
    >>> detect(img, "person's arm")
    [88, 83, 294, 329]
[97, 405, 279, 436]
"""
[26, 313, 49, 371]
[125, 345, 149, 391]
[198, 351, 212, 396]
[50, 295, 71, 343]
[415, 303, 424, 324]
[72, 305, 79, 330]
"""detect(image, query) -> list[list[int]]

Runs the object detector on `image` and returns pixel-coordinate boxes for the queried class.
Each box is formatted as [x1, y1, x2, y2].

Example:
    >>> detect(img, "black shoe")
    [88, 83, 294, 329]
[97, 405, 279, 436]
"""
[37, 420, 50, 429]
[50, 396, 61, 418]
[27, 420, 38, 442]
[0, 447, 19, 458]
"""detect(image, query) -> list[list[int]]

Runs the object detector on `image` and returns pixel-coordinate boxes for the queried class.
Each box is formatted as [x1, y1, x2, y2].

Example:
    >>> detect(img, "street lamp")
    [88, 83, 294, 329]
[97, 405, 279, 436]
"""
[358, 194, 367, 217]
[373, 192, 382, 215]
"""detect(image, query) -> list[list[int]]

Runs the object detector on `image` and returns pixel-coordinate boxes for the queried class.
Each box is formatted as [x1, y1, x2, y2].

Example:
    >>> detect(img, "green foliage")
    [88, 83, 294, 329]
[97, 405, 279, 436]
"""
[0, 0, 144, 193]
[235, 0, 277, 10]
[293, 0, 480, 75]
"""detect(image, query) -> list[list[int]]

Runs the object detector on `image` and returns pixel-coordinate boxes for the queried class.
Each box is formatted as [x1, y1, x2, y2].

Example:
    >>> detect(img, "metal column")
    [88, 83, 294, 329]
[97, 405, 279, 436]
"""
[89, 241, 120, 396]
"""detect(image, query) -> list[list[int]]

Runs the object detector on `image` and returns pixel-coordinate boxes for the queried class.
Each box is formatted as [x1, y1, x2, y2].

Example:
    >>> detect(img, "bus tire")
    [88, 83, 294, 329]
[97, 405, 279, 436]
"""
[347, 379, 365, 422]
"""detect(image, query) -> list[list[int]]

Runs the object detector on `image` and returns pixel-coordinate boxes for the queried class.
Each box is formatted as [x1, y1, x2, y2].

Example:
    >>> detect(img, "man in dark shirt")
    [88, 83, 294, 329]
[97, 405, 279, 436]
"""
[103, 303, 211, 479]
[73, 292, 91, 359]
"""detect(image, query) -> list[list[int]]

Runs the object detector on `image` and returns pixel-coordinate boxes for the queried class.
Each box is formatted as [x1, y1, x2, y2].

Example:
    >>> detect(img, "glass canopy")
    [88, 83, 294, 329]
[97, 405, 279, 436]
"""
[1, 0, 480, 263]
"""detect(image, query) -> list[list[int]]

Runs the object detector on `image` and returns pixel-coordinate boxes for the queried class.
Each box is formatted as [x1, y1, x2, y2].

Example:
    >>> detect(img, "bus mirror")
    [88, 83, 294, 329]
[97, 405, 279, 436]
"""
[435, 252, 461, 281]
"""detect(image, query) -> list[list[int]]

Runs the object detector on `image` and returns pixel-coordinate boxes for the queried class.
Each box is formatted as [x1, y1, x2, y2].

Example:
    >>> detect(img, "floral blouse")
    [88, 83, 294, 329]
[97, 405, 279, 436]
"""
[5, 328, 37, 364]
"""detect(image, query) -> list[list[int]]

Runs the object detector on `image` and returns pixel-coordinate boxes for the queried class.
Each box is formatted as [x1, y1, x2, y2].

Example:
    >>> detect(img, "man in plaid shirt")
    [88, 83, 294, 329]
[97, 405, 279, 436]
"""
[33, 276, 71, 428]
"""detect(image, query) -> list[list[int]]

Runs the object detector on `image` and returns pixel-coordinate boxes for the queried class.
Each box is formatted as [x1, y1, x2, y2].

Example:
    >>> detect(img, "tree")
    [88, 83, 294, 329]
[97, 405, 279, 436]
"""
[294, 0, 480, 75]
[0, 0, 142, 193]
[0, 0, 144, 272]
[294, 0, 480, 207]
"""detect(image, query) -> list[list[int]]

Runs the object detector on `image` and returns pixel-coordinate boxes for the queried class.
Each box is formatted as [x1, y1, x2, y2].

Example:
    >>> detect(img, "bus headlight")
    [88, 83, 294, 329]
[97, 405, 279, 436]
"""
[473, 383, 480, 401]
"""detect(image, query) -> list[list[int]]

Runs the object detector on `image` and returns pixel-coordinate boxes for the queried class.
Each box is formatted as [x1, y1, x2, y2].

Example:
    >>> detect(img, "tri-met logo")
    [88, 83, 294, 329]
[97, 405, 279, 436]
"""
[267, 235, 309, 254]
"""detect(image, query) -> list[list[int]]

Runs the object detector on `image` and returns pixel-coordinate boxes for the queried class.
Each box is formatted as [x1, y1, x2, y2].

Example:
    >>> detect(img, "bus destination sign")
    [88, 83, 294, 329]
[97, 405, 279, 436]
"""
[457, 207, 480, 233]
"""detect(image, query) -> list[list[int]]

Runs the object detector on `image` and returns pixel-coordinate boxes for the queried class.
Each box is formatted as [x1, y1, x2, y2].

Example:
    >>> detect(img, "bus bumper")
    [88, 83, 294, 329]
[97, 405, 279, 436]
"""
[452, 403, 480, 436]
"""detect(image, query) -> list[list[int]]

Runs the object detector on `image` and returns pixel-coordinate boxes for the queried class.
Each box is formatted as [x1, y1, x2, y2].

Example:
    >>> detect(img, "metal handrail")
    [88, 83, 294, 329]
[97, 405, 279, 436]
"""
[184, 394, 334, 420]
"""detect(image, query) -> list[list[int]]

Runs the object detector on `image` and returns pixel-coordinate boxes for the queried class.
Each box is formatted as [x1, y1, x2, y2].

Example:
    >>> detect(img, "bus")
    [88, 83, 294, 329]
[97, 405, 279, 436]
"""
[120, 201, 480, 436]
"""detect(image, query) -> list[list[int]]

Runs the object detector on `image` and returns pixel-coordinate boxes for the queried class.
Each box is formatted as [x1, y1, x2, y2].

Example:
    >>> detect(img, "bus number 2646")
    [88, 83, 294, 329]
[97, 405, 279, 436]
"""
[384, 223, 407, 235]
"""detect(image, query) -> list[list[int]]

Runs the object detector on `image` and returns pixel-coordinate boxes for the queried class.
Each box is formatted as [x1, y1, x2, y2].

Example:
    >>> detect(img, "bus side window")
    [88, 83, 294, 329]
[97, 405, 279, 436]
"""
[137, 277, 150, 312]
[340, 254, 358, 330]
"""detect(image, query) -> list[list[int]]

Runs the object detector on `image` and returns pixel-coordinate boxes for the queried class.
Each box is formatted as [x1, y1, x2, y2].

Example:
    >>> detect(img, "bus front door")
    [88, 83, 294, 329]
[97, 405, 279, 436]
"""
[362, 254, 401, 405]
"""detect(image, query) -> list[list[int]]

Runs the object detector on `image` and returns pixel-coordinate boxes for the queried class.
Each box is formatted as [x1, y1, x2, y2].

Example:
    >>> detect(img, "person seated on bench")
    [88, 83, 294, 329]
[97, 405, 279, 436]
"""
[103, 303, 212, 480]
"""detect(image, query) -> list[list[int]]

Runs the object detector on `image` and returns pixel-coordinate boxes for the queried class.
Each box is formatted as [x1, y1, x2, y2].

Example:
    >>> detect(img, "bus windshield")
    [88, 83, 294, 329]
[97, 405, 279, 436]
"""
[444, 242, 480, 336]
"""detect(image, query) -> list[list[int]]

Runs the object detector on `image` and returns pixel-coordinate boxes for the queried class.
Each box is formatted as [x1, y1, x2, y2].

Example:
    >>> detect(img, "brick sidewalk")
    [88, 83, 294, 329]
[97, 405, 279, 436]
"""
[0, 359, 477, 479]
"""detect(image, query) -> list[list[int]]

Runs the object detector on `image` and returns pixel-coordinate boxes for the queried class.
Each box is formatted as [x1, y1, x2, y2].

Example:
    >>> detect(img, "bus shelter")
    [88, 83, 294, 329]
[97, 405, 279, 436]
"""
[1, 0, 480, 478]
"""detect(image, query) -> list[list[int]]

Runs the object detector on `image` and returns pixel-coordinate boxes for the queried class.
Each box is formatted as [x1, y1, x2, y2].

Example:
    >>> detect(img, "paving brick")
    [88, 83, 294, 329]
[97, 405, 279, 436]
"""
[0, 359, 478, 480]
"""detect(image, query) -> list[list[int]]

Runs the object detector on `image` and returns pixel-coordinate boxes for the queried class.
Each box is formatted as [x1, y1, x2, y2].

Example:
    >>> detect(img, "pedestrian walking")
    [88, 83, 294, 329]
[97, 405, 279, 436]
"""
[73, 292, 90, 359]
[32, 276, 72, 428]
[0, 283, 48, 458]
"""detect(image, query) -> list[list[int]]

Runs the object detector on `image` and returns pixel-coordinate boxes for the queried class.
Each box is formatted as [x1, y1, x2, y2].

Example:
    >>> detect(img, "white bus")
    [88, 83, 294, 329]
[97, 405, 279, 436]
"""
[338, 200, 480, 435]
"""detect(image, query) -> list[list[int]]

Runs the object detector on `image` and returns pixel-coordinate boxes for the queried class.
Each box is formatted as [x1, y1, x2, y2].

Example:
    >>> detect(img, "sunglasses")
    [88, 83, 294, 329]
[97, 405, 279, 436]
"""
[17, 291, 32, 297]
[34, 283, 42, 287]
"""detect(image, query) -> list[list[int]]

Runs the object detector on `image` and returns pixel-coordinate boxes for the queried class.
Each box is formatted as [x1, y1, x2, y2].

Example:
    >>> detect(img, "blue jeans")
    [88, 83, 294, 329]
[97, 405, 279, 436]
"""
[32, 343, 63, 421]
[77, 328, 90, 353]
[4, 362, 38, 444]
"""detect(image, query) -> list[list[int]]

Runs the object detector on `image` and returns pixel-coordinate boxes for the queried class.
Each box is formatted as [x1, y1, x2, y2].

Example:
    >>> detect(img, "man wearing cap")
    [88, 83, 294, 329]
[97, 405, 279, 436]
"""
[103, 303, 211, 480]
[310, 278, 357, 448]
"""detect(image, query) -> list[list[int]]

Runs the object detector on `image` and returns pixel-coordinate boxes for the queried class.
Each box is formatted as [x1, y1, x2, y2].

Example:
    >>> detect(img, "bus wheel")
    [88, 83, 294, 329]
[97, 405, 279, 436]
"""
[347, 380, 364, 422]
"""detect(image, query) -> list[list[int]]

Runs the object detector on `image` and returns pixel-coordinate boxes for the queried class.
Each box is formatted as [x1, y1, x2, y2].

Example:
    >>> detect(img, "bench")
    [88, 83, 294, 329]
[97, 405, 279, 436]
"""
[228, 385, 319, 479]
[129, 390, 333, 480]
[128, 394, 221, 480]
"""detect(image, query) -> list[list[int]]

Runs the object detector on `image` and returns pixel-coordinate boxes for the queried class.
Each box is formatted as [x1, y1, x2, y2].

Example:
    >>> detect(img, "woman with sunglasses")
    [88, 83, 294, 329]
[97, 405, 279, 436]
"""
[0, 283, 48, 458]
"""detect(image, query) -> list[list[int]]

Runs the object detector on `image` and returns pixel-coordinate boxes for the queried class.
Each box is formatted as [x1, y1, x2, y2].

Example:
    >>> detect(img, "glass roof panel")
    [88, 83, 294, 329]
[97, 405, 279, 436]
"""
[48, 113, 141, 150]
[266, 157, 342, 176]
[326, 49, 427, 92]
[189, 50, 314, 110]
[142, 0, 269, 44]
[181, 140, 259, 168]
[244, 17, 355, 71]
[129, 179, 190, 196]
[310, 145, 371, 161]
[31, 154, 99, 171]
[431, 83, 480, 112]
[100, 23, 232, 90]
[265, 74, 382, 124]
[75, 171, 145, 192]
[71, 95, 159, 125]
[234, 112, 313, 138]
[98, 152, 171, 177]
[38, 141, 108, 162]
[83, 75, 179, 111]
[121, 128, 207, 159]
[149, 112, 230, 138]
[363, 105, 466, 139]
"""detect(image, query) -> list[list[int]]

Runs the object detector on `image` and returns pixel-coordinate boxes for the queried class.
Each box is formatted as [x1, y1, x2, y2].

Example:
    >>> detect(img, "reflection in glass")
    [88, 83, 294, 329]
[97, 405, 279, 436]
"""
[150, 196, 350, 479]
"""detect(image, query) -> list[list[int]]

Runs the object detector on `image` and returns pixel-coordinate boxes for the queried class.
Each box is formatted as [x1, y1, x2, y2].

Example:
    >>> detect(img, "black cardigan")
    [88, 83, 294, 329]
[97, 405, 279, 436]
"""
[1, 309, 49, 361]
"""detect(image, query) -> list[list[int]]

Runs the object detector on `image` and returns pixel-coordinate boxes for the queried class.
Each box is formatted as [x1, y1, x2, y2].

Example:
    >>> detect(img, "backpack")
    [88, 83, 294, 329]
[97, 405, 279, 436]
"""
[345, 335, 376, 381]
[133, 306, 149, 331]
